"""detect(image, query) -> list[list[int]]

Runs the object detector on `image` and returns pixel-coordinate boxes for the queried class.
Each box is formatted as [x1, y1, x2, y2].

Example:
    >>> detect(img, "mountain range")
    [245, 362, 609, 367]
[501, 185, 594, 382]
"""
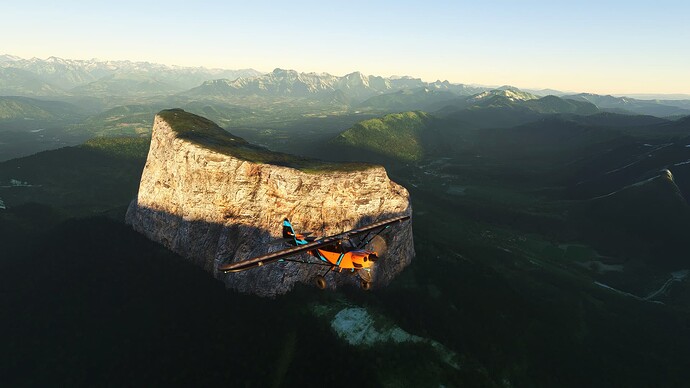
[184, 68, 486, 103]
[327, 104, 690, 166]
[565, 93, 690, 117]
[0, 55, 261, 97]
[2, 55, 690, 119]
[358, 85, 690, 119]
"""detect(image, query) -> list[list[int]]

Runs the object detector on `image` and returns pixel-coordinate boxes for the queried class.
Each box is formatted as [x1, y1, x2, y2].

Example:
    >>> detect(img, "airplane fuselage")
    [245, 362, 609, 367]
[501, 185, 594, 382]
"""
[309, 247, 376, 271]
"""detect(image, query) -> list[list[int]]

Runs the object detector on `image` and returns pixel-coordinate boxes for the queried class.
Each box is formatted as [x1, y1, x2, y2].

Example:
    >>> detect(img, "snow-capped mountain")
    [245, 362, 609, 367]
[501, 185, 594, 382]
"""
[186, 68, 398, 101]
[185, 68, 481, 103]
[468, 88, 539, 104]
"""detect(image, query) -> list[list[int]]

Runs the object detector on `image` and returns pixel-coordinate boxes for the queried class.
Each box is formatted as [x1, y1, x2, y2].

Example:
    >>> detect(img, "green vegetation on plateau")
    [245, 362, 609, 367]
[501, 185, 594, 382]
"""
[331, 111, 433, 161]
[159, 108, 371, 173]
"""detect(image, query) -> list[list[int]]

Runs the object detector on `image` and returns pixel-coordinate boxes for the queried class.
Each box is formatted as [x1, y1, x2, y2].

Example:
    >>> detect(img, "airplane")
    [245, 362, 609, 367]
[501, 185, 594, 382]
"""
[217, 215, 410, 290]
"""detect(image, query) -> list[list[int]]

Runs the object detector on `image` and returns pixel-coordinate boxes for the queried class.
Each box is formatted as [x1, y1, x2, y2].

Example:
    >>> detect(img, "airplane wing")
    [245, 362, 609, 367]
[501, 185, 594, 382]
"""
[342, 214, 410, 240]
[217, 214, 410, 273]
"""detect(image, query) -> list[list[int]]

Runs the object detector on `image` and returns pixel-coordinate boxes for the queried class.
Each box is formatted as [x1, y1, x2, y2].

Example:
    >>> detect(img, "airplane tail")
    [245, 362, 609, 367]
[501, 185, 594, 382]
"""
[282, 218, 296, 240]
[282, 218, 313, 246]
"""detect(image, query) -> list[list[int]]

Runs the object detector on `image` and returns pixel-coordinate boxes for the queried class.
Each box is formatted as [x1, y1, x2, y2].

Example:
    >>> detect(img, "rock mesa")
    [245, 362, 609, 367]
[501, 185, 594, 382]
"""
[126, 109, 413, 296]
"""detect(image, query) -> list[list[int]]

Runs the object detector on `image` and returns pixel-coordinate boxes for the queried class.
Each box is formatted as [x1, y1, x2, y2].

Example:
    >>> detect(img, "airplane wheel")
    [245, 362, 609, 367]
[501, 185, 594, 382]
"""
[315, 275, 327, 290]
[360, 280, 372, 290]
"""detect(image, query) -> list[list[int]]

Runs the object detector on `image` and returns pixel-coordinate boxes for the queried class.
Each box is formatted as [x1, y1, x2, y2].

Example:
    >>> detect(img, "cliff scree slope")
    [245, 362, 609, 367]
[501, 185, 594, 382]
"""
[125, 109, 413, 296]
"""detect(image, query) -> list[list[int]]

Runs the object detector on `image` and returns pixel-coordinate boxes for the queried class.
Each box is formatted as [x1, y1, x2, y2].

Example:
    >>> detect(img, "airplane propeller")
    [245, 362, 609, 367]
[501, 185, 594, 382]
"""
[356, 234, 388, 288]
[368, 234, 388, 257]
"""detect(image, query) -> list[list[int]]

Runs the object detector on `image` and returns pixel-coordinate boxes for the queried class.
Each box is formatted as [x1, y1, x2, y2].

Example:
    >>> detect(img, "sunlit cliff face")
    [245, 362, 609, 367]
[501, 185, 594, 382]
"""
[126, 111, 414, 296]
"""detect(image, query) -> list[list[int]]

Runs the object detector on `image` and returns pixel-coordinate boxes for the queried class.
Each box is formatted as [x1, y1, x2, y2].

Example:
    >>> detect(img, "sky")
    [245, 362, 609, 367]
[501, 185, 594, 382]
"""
[2, 0, 689, 94]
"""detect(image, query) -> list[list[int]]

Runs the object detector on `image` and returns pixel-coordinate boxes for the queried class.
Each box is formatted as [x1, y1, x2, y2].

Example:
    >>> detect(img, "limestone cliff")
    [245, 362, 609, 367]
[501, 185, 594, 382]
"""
[125, 109, 413, 296]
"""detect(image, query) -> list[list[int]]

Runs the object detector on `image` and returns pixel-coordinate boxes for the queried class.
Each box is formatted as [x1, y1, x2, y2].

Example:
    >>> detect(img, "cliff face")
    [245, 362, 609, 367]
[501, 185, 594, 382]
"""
[125, 109, 413, 296]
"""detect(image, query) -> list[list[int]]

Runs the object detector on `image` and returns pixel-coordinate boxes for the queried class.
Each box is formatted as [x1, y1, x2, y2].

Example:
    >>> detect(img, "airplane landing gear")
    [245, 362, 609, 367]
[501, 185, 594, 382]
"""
[315, 275, 327, 290]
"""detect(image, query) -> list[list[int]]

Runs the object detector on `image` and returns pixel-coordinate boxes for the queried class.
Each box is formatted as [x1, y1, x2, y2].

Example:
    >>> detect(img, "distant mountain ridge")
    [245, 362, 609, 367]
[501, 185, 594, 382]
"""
[431, 89, 600, 128]
[0, 55, 262, 96]
[325, 106, 689, 164]
[3, 54, 690, 117]
[358, 85, 690, 118]
[565, 93, 690, 117]
[186, 68, 410, 101]
[185, 68, 485, 103]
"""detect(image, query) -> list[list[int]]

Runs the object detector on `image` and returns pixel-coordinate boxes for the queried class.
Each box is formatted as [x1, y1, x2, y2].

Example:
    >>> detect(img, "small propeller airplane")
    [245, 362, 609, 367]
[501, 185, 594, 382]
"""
[217, 215, 410, 290]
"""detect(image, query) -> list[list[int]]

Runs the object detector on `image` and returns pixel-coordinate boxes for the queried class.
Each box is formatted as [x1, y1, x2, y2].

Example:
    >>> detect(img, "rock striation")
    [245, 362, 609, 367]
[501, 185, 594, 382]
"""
[126, 109, 413, 296]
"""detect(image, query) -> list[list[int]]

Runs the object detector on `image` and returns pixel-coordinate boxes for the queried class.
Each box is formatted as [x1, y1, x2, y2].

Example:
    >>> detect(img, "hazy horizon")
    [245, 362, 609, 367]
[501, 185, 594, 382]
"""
[2, 0, 689, 95]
